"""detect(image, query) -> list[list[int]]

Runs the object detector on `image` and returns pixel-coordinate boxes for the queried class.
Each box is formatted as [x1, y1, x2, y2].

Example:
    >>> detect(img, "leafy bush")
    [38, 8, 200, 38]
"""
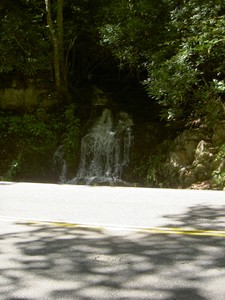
[62, 104, 80, 173]
[99, 0, 225, 127]
[0, 1, 51, 75]
[0, 107, 80, 181]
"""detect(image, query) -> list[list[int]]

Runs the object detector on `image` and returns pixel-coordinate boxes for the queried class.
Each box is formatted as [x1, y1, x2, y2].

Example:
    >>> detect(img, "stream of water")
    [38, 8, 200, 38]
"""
[54, 108, 133, 185]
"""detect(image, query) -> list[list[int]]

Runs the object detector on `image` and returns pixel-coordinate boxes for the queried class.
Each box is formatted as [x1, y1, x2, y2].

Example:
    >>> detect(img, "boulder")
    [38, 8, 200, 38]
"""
[169, 129, 204, 167]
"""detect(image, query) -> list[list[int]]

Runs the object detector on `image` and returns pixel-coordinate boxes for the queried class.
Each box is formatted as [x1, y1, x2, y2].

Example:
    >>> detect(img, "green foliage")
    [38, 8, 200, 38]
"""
[0, 0, 111, 91]
[147, 154, 167, 187]
[99, 0, 168, 70]
[99, 0, 225, 127]
[144, 0, 225, 123]
[190, 86, 225, 129]
[3, 154, 23, 181]
[213, 171, 225, 189]
[0, 107, 80, 181]
[144, 51, 198, 120]
[2, 110, 57, 153]
[63, 104, 80, 163]
[0, 0, 51, 75]
[212, 170, 225, 189]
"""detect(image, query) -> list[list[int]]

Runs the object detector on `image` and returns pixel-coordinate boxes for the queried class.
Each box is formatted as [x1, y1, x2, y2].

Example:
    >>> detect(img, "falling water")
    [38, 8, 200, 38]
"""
[54, 108, 133, 185]
[71, 108, 133, 185]
[53, 145, 68, 183]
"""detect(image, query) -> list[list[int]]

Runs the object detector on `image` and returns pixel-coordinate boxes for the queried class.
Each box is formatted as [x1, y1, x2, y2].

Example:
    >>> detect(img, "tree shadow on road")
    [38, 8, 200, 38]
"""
[163, 204, 225, 231]
[1, 204, 225, 300]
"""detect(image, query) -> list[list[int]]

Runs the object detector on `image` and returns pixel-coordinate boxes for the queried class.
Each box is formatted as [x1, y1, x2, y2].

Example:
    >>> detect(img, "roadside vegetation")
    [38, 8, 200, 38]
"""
[1, 0, 225, 187]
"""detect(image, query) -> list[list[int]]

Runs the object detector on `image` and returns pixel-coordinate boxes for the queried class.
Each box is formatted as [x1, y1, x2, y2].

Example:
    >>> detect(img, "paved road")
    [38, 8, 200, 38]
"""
[0, 181, 225, 229]
[1, 182, 225, 300]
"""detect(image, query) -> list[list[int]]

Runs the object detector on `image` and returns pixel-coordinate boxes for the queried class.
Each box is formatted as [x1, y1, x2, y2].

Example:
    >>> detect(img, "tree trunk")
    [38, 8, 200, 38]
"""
[45, 0, 66, 99]
[57, 0, 68, 92]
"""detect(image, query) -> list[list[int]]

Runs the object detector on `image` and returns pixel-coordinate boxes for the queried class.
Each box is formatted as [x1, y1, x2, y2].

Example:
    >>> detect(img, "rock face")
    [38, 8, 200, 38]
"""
[148, 123, 225, 189]
[166, 130, 213, 188]
[0, 77, 54, 112]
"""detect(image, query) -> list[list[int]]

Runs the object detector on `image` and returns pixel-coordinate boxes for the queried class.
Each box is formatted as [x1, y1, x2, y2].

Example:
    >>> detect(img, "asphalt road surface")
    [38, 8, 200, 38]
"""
[1, 182, 225, 299]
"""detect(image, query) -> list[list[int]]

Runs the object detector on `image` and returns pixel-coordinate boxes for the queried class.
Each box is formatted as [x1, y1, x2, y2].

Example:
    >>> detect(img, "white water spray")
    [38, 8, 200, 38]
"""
[54, 108, 133, 184]
[72, 108, 133, 184]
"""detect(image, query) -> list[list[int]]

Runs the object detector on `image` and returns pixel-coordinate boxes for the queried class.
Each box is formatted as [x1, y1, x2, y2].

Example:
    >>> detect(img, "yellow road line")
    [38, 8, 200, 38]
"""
[16, 220, 225, 237]
[139, 227, 225, 237]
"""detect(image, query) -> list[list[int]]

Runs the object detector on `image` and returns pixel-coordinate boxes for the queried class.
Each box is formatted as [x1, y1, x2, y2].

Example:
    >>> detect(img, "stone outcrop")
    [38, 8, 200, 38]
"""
[148, 122, 225, 189]
[0, 78, 55, 111]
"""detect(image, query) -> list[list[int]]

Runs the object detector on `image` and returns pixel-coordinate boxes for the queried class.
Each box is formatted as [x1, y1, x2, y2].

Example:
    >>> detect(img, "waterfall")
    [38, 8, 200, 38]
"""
[54, 108, 133, 185]
[71, 108, 133, 185]
[53, 145, 68, 183]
